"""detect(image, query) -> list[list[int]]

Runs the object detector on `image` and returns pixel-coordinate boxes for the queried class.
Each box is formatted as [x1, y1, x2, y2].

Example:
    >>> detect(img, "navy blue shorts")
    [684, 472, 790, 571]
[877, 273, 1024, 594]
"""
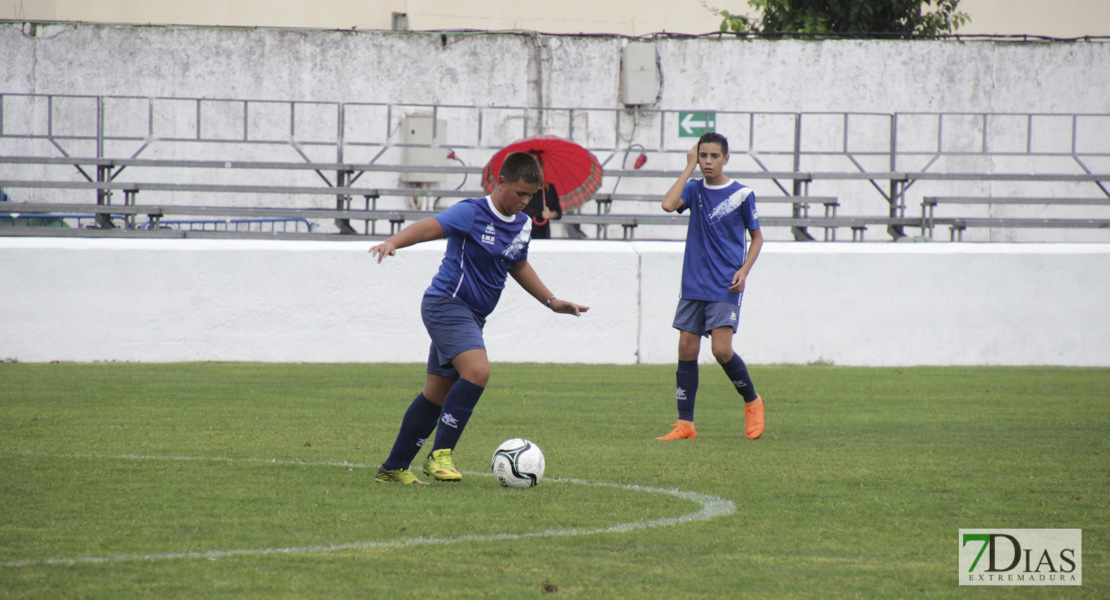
[421, 294, 487, 378]
[672, 297, 742, 337]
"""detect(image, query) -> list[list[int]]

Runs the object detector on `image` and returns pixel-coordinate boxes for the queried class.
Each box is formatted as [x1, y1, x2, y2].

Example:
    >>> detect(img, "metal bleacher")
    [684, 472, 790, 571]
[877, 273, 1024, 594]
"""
[922, 194, 1110, 240]
[1, 94, 1108, 242]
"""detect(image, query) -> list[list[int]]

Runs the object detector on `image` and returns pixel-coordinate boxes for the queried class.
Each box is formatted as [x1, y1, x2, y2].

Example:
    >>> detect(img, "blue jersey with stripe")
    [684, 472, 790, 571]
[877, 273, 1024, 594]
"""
[677, 178, 760, 304]
[426, 197, 531, 317]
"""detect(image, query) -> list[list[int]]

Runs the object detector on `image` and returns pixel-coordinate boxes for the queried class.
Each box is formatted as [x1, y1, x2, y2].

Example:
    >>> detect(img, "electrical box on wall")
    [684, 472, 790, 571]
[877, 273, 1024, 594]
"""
[621, 43, 659, 106]
[400, 116, 449, 183]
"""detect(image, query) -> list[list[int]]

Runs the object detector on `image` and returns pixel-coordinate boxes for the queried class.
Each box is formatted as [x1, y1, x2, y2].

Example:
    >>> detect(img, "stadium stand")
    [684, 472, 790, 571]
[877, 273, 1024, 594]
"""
[922, 195, 1110, 240]
[1, 93, 1107, 242]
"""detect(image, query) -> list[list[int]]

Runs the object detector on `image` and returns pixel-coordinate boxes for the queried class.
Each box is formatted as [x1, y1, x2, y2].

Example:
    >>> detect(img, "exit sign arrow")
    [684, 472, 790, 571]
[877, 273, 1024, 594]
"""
[679, 112, 716, 137]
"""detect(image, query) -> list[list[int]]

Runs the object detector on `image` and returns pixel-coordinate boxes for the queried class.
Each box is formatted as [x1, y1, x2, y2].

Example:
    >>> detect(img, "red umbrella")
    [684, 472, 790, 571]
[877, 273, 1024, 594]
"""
[481, 135, 603, 211]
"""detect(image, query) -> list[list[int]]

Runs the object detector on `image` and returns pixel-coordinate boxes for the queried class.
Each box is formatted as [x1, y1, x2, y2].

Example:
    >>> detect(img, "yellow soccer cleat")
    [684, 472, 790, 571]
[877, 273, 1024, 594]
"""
[375, 466, 427, 485]
[745, 395, 765, 439]
[423, 448, 462, 482]
[656, 419, 697, 440]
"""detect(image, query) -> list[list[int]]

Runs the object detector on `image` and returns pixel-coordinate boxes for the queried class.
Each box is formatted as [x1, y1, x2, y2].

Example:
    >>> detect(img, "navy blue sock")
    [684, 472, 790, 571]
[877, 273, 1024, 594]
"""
[675, 359, 698, 422]
[382, 393, 441, 470]
[430, 378, 485, 454]
[721, 354, 758, 402]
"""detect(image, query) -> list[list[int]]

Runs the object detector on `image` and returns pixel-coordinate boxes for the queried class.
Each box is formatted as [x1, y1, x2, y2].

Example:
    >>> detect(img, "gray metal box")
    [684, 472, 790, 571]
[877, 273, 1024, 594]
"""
[621, 43, 660, 106]
[401, 116, 449, 183]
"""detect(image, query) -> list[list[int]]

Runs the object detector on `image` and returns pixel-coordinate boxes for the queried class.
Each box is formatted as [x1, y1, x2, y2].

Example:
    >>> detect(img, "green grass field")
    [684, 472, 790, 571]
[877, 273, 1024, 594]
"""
[0, 363, 1106, 599]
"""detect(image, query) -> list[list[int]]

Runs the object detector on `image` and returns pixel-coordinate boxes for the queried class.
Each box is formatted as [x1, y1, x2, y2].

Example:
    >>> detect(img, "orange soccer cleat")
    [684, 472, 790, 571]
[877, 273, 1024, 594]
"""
[656, 419, 697, 440]
[745, 395, 765, 439]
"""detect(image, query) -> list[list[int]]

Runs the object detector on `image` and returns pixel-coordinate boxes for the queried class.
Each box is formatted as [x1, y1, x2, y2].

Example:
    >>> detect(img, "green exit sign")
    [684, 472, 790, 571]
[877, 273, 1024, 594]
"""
[679, 111, 716, 137]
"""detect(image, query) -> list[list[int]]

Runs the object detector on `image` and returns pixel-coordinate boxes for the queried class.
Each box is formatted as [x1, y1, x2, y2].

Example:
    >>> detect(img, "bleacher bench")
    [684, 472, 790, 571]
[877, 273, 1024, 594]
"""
[922, 196, 1110, 239]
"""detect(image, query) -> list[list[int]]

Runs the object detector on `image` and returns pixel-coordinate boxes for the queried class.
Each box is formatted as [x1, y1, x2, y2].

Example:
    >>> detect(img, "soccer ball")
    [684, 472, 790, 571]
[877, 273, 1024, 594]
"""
[491, 438, 545, 489]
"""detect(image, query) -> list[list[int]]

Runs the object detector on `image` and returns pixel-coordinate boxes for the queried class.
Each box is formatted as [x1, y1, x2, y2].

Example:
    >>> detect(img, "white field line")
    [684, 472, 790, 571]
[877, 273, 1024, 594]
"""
[2, 453, 735, 568]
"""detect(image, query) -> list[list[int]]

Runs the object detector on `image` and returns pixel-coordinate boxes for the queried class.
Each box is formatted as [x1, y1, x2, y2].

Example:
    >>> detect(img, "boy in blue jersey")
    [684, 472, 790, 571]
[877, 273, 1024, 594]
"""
[656, 132, 765, 441]
[369, 152, 589, 484]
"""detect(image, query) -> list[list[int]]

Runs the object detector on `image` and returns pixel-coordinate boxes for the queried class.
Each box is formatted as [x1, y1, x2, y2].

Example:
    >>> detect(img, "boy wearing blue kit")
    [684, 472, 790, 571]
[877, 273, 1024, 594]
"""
[656, 132, 765, 441]
[370, 152, 589, 484]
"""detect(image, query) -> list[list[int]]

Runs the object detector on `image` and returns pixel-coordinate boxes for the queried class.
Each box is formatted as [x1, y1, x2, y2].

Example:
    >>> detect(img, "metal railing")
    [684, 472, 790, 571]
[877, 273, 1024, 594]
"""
[2, 92, 1109, 241]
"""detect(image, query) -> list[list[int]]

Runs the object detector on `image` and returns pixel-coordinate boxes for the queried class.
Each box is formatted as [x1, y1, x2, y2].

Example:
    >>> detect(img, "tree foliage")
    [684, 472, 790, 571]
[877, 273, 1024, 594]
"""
[704, 0, 969, 37]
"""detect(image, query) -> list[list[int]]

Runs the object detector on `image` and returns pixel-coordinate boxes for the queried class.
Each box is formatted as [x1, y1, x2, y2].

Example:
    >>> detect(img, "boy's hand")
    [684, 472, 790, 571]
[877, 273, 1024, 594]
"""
[729, 270, 748, 293]
[663, 144, 701, 213]
[686, 143, 699, 167]
[548, 299, 590, 317]
[369, 242, 397, 263]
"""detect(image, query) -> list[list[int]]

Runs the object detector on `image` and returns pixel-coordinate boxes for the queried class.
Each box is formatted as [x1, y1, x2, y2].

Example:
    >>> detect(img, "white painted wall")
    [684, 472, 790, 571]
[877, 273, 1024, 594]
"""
[4, 24, 1107, 115]
[3, 238, 1107, 366]
[6, 0, 1108, 38]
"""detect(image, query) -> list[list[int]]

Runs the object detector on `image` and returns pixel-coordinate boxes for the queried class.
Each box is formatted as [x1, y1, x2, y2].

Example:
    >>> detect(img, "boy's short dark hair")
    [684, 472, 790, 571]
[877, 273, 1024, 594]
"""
[698, 132, 729, 156]
[499, 152, 543, 185]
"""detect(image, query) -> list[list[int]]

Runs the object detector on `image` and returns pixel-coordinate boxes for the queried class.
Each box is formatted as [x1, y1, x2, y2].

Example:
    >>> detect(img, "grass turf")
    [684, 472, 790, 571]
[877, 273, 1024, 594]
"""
[0, 362, 1106, 598]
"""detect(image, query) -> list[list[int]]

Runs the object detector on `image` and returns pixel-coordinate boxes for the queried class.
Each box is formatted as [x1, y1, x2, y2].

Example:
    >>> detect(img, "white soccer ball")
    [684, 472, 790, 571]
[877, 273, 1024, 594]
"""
[491, 438, 545, 489]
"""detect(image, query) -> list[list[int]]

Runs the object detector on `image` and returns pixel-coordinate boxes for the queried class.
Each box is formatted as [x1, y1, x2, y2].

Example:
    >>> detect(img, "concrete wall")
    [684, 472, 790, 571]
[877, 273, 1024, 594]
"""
[3, 238, 1108, 366]
[4, 23, 1108, 114]
[3, 24, 1107, 367]
[5, 0, 1108, 38]
[2, 0, 743, 36]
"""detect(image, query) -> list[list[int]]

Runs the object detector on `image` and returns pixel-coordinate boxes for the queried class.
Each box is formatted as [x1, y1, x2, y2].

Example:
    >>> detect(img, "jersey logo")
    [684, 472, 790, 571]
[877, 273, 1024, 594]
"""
[708, 187, 752, 225]
[502, 227, 529, 259]
[482, 223, 496, 245]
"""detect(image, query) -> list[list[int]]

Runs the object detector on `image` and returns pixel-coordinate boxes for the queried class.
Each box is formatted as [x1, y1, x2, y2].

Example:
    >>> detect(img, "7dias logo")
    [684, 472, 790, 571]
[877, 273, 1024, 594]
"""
[959, 529, 1081, 586]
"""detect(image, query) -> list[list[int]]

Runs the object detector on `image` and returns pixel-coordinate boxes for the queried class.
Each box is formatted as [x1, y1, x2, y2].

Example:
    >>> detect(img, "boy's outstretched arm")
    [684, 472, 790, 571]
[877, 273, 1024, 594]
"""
[662, 143, 699, 213]
[509, 260, 590, 317]
[369, 218, 445, 263]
